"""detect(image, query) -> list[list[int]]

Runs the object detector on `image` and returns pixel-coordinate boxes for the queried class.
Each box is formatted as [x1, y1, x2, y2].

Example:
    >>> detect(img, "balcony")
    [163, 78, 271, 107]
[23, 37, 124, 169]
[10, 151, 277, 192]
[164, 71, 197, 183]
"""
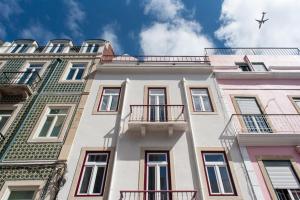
[227, 114, 300, 146]
[128, 105, 187, 136]
[0, 71, 41, 98]
[119, 190, 198, 200]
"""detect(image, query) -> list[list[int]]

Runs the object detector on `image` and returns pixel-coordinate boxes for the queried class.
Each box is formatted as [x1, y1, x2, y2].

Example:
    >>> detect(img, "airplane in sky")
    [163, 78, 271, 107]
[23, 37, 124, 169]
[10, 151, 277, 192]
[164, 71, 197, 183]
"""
[256, 12, 269, 29]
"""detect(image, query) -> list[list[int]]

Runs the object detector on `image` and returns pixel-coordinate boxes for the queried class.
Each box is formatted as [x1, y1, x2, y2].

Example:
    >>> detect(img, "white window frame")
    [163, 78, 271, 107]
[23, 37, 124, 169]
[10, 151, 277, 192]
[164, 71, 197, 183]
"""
[9, 43, 30, 53]
[203, 152, 235, 195]
[191, 88, 212, 112]
[47, 43, 65, 53]
[84, 43, 100, 53]
[98, 88, 121, 112]
[35, 107, 69, 138]
[0, 104, 21, 136]
[77, 152, 109, 196]
[65, 63, 86, 81]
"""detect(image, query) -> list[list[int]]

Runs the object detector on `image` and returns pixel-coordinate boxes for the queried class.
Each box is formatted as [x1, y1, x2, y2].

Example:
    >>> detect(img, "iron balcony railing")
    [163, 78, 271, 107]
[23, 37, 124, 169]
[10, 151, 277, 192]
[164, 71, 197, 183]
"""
[129, 105, 185, 122]
[205, 48, 300, 56]
[228, 114, 300, 134]
[101, 55, 210, 64]
[119, 190, 198, 200]
[0, 71, 42, 91]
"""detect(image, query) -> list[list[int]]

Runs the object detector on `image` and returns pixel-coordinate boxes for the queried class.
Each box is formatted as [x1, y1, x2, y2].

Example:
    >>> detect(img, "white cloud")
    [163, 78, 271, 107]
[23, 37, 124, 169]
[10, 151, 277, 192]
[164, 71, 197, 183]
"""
[20, 23, 55, 43]
[64, 0, 85, 38]
[140, 20, 213, 55]
[0, 0, 22, 19]
[216, 0, 300, 47]
[101, 24, 122, 54]
[140, 0, 213, 55]
[144, 0, 184, 20]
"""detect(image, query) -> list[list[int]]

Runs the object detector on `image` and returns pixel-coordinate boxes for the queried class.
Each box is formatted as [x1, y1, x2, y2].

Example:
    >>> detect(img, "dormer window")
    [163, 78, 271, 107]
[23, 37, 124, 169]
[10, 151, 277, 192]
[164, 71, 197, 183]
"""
[85, 43, 100, 53]
[10, 43, 29, 53]
[237, 62, 267, 72]
[49, 43, 65, 53]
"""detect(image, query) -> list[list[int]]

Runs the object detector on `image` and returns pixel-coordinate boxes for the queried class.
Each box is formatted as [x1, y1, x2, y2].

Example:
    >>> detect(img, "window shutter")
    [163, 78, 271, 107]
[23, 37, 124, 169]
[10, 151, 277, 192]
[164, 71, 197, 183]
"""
[235, 97, 262, 114]
[264, 161, 300, 189]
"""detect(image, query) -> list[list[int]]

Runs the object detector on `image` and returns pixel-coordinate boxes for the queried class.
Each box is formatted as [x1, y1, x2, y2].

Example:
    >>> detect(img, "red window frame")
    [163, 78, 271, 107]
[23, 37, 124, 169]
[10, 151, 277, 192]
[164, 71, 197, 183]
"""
[97, 87, 121, 112]
[201, 151, 237, 196]
[75, 151, 110, 197]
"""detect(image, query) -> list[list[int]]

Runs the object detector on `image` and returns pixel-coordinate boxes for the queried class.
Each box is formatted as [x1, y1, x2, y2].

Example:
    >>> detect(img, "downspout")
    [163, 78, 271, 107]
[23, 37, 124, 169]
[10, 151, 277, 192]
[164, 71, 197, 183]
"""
[181, 77, 205, 200]
[107, 78, 130, 200]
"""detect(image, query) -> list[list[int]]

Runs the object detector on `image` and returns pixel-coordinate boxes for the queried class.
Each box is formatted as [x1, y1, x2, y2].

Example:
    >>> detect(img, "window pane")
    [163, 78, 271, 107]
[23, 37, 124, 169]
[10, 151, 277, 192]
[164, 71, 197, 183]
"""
[93, 167, 105, 194]
[191, 89, 207, 95]
[88, 154, 107, 162]
[0, 116, 10, 130]
[66, 68, 76, 80]
[219, 166, 233, 193]
[207, 166, 220, 193]
[57, 44, 64, 53]
[149, 89, 165, 95]
[39, 116, 54, 137]
[93, 44, 99, 52]
[148, 166, 156, 190]
[203, 95, 212, 111]
[11, 44, 21, 53]
[110, 95, 119, 111]
[148, 154, 166, 162]
[8, 191, 35, 200]
[252, 63, 267, 72]
[193, 96, 202, 111]
[104, 89, 120, 94]
[50, 115, 65, 137]
[0, 110, 13, 115]
[50, 44, 58, 53]
[80, 167, 93, 194]
[160, 166, 168, 190]
[49, 109, 68, 114]
[204, 154, 224, 162]
[75, 69, 84, 80]
[19, 44, 28, 53]
[100, 96, 109, 111]
[239, 65, 251, 71]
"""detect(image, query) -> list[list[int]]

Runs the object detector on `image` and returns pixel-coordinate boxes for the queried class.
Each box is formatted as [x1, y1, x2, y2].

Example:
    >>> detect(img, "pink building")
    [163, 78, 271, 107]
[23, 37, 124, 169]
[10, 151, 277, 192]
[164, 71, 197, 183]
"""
[209, 48, 300, 200]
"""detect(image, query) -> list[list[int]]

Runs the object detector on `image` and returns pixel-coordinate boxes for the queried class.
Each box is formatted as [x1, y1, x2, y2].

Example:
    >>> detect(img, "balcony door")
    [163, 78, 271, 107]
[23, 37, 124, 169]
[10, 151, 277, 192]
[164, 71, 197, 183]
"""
[18, 63, 43, 85]
[146, 152, 170, 200]
[148, 88, 167, 122]
[235, 97, 271, 133]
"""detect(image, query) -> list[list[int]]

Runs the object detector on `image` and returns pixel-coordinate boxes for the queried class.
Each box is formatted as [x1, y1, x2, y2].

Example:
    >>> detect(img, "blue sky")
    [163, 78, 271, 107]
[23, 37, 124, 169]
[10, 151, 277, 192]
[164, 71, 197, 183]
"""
[0, 0, 299, 55]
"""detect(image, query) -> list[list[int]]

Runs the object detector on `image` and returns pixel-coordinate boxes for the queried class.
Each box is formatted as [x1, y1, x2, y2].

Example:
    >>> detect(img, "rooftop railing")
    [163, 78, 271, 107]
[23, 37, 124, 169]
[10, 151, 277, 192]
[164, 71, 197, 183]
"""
[101, 55, 210, 64]
[205, 48, 300, 56]
[119, 190, 198, 200]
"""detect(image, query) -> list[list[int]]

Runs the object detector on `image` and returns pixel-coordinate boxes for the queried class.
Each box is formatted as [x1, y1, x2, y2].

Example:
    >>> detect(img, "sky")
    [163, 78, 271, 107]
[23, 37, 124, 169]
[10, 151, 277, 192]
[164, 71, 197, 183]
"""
[0, 0, 300, 55]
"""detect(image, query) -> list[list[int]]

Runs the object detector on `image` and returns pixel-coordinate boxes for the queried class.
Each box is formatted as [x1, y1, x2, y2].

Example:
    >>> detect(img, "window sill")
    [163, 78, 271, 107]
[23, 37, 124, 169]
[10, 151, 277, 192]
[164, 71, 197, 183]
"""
[92, 111, 119, 115]
[191, 111, 218, 115]
[59, 80, 85, 83]
[27, 137, 63, 143]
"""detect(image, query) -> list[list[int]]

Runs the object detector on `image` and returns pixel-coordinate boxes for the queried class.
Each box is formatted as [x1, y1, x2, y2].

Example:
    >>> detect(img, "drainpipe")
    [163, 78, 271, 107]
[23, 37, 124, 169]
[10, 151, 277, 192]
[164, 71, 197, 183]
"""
[181, 77, 205, 200]
[107, 78, 130, 200]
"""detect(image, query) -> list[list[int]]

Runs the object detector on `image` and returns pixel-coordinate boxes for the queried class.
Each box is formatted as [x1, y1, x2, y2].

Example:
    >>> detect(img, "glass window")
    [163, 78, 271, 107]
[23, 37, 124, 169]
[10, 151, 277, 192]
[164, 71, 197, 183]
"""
[7, 190, 35, 200]
[85, 43, 100, 53]
[148, 88, 166, 122]
[66, 63, 86, 80]
[77, 152, 109, 196]
[18, 63, 44, 84]
[239, 65, 251, 71]
[203, 152, 235, 195]
[191, 88, 213, 112]
[49, 43, 64, 53]
[37, 107, 69, 138]
[252, 63, 267, 72]
[0, 110, 13, 132]
[10, 44, 29, 53]
[98, 88, 121, 112]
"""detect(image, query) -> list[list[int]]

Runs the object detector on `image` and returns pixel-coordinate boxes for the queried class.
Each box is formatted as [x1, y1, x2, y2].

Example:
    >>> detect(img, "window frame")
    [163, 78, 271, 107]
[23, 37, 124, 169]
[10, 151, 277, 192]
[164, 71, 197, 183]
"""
[289, 96, 300, 113]
[75, 151, 110, 197]
[48, 43, 65, 53]
[65, 63, 87, 81]
[28, 104, 76, 143]
[0, 104, 22, 136]
[59, 60, 91, 83]
[236, 62, 268, 72]
[201, 151, 237, 196]
[144, 151, 172, 192]
[190, 88, 214, 112]
[84, 43, 100, 53]
[10, 43, 30, 53]
[97, 87, 121, 112]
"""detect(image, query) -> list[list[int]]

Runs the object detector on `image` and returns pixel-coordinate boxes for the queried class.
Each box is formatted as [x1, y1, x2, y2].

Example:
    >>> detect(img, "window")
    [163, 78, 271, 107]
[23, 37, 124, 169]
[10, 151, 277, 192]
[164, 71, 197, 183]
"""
[5, 190, 35, 200]
[293, 98, 300, 109]
[85, 43, 100, 53]
[202, 152, 235, 195]
[264, 160, 300, 200]
[237, 62, 267, 72]
[76, 152, 109, 196]
[49, 43, 64, 53]
[0, 110, 13, 132]
[191, 88, 213, 112]
[37, 107, 69, 138]
[18, 63, 43, 84]
[235, 97, 271, 133]
[66, 63, 86, 80]
[146, 152, 170, 200]
[148, 88, 167, 121]
[10, 44, 29, 53]
[98, 88, 121, 112]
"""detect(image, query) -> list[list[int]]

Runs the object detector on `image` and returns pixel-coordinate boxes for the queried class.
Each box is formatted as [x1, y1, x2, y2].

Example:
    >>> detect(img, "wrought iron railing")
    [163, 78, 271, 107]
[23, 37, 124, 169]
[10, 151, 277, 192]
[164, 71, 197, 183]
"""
[205, 48, 300, 56]
[0, 71, 42, 91]
[228, 114, 300, 134]
[119, 190, 198, 200]
[101, 55, 210, 64]
[129, 105, 185, 122]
